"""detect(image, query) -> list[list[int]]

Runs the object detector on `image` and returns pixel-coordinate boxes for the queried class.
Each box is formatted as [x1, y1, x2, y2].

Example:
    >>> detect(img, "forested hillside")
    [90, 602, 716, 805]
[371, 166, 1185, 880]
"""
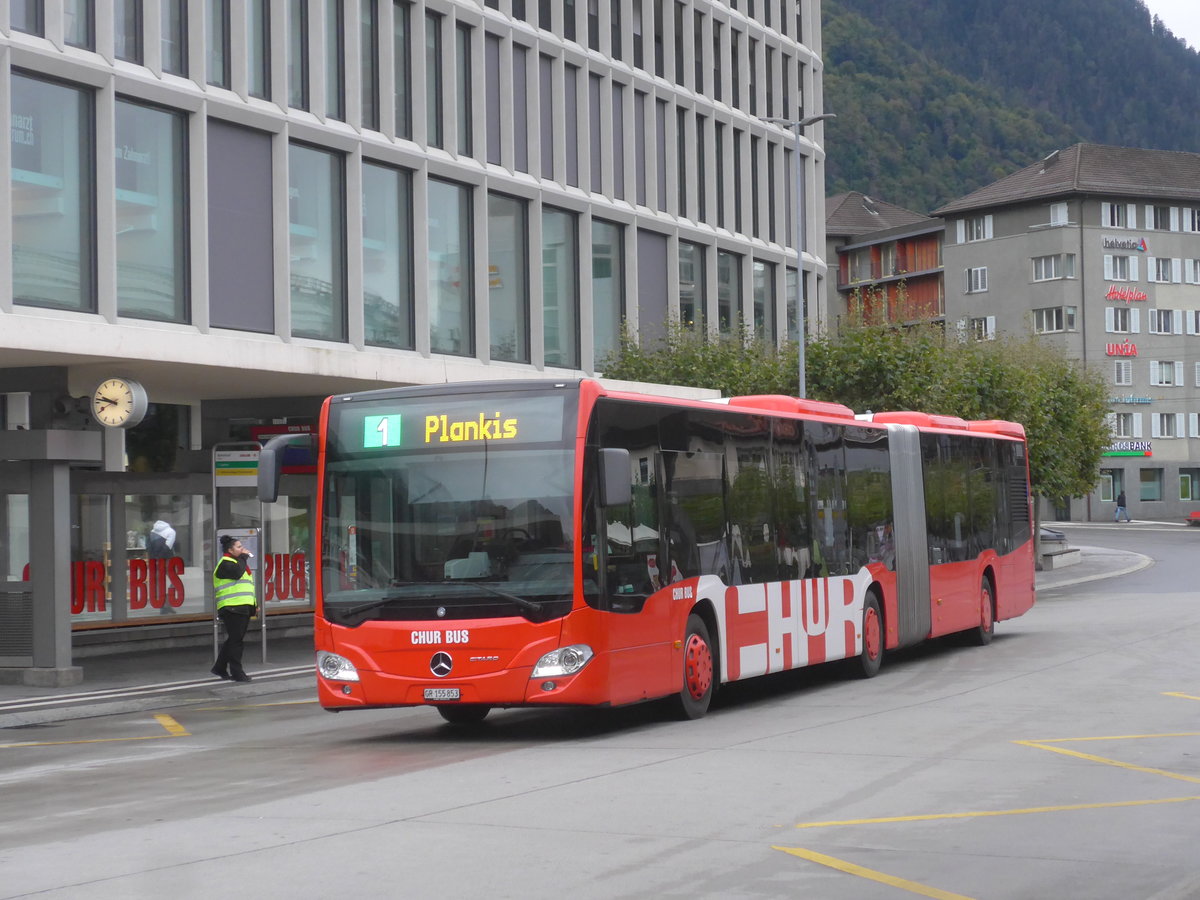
[823, 0, 1200, 213]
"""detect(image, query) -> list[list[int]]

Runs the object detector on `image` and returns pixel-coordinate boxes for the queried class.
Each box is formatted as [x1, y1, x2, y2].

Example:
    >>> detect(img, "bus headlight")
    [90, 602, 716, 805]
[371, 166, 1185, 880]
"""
[317, 651, 360, 682]
[531, 644, 594, 678]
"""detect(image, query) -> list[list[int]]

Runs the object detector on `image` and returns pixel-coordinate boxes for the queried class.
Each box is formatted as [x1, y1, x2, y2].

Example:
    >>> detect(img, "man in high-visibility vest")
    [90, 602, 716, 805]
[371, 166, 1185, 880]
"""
[211, 535, 257, 682]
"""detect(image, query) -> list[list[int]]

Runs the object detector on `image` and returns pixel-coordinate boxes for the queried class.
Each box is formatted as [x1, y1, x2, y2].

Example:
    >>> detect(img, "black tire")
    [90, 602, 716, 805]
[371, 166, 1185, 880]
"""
[856, 593, 884, 678]
[436, 704, 491, 725]
[970, 578, 996, 646]
[673, 614, 715, 719]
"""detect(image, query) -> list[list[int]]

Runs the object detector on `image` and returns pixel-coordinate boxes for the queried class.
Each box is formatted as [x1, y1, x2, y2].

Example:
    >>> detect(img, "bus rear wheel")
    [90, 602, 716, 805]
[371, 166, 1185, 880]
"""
[436, 704, 491, 725]
[970, 579, 996, 646]
[856, 593, 884, 678]
[674, 614, 715, 719]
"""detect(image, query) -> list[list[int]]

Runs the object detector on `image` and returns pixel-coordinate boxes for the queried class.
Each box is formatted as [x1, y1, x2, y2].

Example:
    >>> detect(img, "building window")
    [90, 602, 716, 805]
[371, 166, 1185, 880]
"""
[161, 0, 187, 75]
[1107, 305, 1136, 333]
[753, 260, 776, 341]
[1195, 361, 1200, 387]
[455, 23, 472, 156]
[1150, 360, 1182, 387]
[969, 316, 996, 341]
[206, 0, 231, 87]
[592, 219, 625, 367]
[362, 161, 413, 349]
[1149, 309, 1176, 334]
[1105, 254, 1133, 281]
[542, 207, 579, 368]
[426, 12, 443, 148]
[1153, 413, 1182, 439]
[11, 73, 95, 312]
[1103, 202, 1131, 228]
[633, 0, 644, 69]
[717, 250, 741, 333]
[1032, 306, 1076, 334]
[1151, 205, 1174, 231]
[964, 214, 993, 242]
[115, 99, 188, 323]
[115, 0, 144, 63]
[66, 0, 95, 49]
[785, 268, 799, 343]
[679, 241, 705, 329]
[11, 0, 44, 35]
[1140, 468, 1163, 502]
[487, 193, 530, 363]
[563, 64, 578, 186]
[1032, 253, 1075, 281]
[394, 1, 412, 139]
[1186, 259, 1200, 285]
[427, 178, 473, 355]
[289, 0, 310, 109]
[613, 83, 626, 199]
[247, 0, 271, 98]
[288, 143, 346, 341]
[1188, 208, 1200, 233]
[1181, 469, 1200, 501]
[1114, 360, 1132, 386]
[1049, 202, 1068, 226]
[965, 267, 988, 293]
[326, 0, 345, 120]
[1111, 412, 1135, 439]
[361, 0, 379, 129]
[513, 45, 528, 172]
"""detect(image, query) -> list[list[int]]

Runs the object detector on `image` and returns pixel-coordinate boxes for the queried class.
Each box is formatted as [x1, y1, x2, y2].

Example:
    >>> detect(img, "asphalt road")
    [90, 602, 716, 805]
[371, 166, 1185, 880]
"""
[2, 523, 1198, 900]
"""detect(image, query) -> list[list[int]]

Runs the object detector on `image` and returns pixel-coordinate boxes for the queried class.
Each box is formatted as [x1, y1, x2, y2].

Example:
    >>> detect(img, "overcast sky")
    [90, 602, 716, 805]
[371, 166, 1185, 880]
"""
[1140, 0, 1200, 50]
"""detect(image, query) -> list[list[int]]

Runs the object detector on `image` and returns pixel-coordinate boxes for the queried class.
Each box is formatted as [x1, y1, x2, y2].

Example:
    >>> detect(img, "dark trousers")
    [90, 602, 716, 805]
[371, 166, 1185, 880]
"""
[215, 608, 252, 676]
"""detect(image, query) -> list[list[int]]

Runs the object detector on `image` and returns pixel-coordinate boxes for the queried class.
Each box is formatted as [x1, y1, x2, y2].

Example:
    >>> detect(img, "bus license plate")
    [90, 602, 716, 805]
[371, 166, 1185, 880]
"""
[424, 688, 460, 701]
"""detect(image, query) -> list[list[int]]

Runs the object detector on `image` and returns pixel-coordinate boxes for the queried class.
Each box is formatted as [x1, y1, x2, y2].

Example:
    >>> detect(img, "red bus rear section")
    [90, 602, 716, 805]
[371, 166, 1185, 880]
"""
[260, 379, 1035, 724]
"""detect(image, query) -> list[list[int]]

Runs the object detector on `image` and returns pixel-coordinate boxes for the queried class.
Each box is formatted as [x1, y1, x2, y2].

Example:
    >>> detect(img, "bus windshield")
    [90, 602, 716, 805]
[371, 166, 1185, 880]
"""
[322, 393, 582, 623]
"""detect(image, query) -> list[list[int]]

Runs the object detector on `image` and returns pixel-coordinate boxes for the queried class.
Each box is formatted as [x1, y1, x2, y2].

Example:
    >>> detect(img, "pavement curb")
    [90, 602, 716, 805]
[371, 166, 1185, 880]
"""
[0, 674, 313, 729]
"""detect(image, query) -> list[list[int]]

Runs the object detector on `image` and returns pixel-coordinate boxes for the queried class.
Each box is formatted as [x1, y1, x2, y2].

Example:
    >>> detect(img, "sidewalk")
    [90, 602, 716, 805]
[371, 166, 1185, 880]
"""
[0, 543, 1154, 729]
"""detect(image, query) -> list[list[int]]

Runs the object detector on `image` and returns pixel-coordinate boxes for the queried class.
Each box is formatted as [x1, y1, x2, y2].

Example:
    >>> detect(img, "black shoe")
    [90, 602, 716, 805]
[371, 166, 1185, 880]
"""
[211, 666, 230, 680]
[231, 672, 253, 683]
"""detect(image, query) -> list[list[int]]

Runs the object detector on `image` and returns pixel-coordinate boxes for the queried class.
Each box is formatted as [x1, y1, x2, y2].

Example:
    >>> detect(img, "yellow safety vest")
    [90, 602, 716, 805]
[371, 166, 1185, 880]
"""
[213, 557, 256, 611]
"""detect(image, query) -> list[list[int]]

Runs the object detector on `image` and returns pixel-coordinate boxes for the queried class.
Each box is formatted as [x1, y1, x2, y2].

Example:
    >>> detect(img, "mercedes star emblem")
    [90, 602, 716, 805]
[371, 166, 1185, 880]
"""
[436, 606, 447, 618]
[430, 652, 453, 677]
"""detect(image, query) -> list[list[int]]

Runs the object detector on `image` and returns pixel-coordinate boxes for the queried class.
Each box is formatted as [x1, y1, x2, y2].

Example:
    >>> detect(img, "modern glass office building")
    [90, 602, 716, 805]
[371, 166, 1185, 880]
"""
[1, 1, 830, 680]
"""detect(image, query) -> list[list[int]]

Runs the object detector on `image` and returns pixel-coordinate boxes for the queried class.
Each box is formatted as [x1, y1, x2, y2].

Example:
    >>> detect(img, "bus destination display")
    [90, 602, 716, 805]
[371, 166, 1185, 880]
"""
[346, 395, 566, 451]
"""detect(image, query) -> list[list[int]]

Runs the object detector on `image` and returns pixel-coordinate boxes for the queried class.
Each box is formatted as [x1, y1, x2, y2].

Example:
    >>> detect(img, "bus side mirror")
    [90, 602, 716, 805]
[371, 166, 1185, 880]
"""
[599, 448, 632, 508]
[258, 433, 315, 503]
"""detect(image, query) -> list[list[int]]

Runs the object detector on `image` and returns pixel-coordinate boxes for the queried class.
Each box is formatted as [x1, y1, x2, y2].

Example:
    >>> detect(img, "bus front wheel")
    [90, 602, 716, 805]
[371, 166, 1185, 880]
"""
[674, 614, 715, 719]
[436, 704, 491, 725]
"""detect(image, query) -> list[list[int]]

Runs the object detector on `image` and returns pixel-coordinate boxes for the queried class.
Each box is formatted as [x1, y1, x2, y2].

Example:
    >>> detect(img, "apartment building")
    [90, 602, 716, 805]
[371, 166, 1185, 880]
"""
[938, 143, 1200, 522]
[1, 1, 832, 681]
[825, 191, 944, 330]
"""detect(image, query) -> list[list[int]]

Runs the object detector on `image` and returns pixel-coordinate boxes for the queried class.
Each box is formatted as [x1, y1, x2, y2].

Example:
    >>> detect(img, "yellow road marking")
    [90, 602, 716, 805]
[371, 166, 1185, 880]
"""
[793, 795, 1200, 829]
[154, 714, 189, 737]
[1164, 692, 1200, 701]
[773, 845, 975, 900]
[1014, 740, 1200, 785]
[0, 714, 189, 749]
[1020, 732, 1200, 743]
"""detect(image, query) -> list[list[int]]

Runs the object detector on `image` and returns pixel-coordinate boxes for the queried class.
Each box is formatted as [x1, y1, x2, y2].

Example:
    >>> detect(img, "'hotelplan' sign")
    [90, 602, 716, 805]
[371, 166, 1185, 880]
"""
[1104, 440, 1152, 457]
[1109, 396, 1152, 404]
[1105, 285, 1148, 301]
[1102, 236, 1148, 252]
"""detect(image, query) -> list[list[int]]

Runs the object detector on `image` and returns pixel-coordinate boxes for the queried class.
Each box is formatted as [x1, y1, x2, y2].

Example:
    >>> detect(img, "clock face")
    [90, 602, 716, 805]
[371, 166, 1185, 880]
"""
[92, 378, 148, 428]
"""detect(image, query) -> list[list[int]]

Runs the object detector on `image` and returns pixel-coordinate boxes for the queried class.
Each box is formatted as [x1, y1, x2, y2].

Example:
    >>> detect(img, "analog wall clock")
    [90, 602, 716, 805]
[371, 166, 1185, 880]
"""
[91, 377, 149, 429]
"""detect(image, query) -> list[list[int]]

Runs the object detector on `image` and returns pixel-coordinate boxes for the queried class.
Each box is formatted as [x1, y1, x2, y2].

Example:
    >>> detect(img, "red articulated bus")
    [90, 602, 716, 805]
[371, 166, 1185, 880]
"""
[259, 379, 1035, 724]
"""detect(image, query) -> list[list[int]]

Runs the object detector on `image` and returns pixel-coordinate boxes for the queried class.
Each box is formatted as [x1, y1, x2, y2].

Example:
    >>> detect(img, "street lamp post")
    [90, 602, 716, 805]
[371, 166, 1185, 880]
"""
[762, 113, 836, 399]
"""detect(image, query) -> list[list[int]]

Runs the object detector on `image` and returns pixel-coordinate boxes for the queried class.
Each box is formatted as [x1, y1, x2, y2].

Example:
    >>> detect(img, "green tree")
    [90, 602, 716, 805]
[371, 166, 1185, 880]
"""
[600, 322, 1111, 509]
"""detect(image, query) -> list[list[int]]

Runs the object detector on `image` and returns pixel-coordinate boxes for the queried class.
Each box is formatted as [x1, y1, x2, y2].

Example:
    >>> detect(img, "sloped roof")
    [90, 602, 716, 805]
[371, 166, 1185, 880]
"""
[934, 143, 1200, 216]
[826, 191, 935, 237]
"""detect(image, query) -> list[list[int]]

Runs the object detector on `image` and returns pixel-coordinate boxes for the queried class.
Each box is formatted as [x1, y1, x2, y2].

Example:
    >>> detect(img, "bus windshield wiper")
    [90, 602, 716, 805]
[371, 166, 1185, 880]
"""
[339, 584, 444, 619]
[466, 582, 543, 614]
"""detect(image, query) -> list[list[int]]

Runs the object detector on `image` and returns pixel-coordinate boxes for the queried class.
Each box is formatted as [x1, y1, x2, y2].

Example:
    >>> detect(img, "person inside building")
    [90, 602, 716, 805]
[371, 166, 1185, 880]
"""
[211, 535, 256, 682]
[147, 519, 177, 559]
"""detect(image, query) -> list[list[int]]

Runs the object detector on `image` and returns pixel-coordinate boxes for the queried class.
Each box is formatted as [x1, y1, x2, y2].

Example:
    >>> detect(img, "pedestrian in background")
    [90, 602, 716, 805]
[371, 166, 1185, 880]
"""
[147, 519, 176, 559]
[211, 535, 256, 682]
[1114, 490, 1132, 523]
